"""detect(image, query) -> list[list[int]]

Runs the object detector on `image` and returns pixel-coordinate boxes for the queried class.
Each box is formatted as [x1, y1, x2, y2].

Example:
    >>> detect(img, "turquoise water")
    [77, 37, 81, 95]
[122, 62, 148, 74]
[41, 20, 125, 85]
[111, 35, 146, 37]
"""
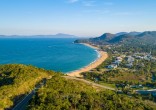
[0, 38, 98, 73]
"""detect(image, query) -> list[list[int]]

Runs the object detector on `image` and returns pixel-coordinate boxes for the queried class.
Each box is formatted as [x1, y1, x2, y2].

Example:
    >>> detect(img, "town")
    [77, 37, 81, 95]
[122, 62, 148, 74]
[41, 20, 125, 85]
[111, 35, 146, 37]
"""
[107, 52, 156, 69]
[81, 43, 156, 102]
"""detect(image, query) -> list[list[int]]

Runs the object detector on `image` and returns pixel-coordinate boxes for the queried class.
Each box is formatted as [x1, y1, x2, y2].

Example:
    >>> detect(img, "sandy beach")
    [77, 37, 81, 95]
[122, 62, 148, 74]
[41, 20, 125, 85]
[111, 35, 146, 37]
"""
[67, 43, 108, 77]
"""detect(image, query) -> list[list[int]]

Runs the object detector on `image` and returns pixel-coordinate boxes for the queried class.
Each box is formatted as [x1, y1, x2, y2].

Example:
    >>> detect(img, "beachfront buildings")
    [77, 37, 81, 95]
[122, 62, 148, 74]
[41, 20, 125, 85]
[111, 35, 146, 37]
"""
[107, 57, 123, 69]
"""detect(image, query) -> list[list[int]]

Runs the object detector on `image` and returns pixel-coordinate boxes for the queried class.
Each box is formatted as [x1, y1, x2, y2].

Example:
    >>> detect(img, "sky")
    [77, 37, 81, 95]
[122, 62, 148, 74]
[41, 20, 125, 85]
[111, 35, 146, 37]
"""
[0, 0, 156, 37]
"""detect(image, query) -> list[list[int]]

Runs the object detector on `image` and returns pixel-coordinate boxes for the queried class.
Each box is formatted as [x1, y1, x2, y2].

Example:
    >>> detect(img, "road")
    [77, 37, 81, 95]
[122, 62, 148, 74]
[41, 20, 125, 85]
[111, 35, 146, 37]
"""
[63, 76, 116, 91]
[12, 79, 46, 110]
[12, 90, 35, 110]
[136, 89, 156, 97]
[12, 76, 115, 110]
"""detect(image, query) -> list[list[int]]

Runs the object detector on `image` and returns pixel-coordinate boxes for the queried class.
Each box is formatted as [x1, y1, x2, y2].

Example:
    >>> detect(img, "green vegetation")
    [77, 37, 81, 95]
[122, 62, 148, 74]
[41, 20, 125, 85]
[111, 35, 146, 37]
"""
[0, 64, 54, 110]
[76, 31, 156, 103]
[1, 31, 156, 110]
[0, 64, 156, 110]
[81, 43, 156, 101]
[28, 74, 156, 110]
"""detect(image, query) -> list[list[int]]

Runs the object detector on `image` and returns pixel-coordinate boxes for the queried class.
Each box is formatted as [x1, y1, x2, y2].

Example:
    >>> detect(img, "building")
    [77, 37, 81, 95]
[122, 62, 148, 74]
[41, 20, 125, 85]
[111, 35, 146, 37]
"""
[116, 57, 123, 62]
[134, 55, 144, 59]
[126, 62, 133, 68]
[112, 57, 123, 66]
[113, 60, 121, 66]
[144, 56, 151, 61]
[107, 64, 117, 69]
[126, 56, 135, 63]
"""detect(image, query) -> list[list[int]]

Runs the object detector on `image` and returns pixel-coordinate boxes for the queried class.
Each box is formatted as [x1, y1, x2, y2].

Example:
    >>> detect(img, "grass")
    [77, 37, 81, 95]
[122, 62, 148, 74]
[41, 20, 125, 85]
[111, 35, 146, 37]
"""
[109, 72, 147, 83]
[98, 82, 116, 88]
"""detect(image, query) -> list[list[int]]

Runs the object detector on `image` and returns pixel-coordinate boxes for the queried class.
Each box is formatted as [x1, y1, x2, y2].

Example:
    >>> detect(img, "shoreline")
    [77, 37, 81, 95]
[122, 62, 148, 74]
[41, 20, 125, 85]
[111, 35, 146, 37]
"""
[67, 43, 108, 77]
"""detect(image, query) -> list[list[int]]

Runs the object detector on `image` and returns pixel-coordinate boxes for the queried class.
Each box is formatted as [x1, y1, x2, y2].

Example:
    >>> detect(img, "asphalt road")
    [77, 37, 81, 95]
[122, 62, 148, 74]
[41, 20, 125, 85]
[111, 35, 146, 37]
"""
[12, 79, 46, 110]
[12, 90, 35, 110]
[12, 76, 115, 110]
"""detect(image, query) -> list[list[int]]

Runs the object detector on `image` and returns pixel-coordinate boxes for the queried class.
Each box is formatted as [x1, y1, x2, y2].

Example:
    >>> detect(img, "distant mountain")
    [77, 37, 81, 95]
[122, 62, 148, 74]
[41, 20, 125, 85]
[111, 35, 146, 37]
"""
[92, 33, 115, 41]
[115, 32, 128, 36]
[108, 34, 135, 43]
[75, 31, 156, 44]
[137, 31, 156, 37]
[0, 35, 7, 37]
[128, 31, 141, 36]
[35, 33, 79, 38]
[0, 33, 79, 38]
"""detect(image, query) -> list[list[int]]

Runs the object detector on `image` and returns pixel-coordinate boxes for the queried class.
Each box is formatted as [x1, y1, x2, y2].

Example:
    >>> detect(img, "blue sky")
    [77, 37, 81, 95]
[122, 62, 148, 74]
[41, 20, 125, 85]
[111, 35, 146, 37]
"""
[0, 0, 156, 37]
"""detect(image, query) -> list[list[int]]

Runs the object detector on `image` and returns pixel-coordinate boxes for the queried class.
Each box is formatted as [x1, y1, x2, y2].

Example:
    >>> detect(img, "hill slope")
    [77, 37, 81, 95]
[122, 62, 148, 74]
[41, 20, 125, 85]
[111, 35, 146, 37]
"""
[75, 31, 156, 44]
[0, 64, 54, 109]
[0, 64, 156, 110]
[28, 73, 156, 110]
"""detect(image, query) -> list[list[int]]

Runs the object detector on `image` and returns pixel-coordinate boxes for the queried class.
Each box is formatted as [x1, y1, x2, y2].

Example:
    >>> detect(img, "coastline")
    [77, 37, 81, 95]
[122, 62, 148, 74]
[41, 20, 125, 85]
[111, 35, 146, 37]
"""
[67, 43, 108, 77]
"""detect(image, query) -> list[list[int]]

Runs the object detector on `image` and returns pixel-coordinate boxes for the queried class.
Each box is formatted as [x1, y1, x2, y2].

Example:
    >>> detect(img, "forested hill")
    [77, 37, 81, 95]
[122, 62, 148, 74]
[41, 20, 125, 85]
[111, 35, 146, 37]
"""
[0, 64, 156, 109]
[0, 64, 54, 110]
[74, 31, 156, 45]
[28, 73, 156, 110]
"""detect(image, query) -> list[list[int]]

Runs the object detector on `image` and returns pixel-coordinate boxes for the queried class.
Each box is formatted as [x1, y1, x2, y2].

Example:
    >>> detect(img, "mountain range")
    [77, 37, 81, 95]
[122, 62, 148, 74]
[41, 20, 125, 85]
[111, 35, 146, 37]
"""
[0, 33, 79, 38]
[75, 31, 156, 44]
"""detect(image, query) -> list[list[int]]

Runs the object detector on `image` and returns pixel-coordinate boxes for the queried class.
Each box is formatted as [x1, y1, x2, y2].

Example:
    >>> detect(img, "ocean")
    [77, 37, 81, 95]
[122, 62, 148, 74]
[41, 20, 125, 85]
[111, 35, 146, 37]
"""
[0, 38, 98, 73]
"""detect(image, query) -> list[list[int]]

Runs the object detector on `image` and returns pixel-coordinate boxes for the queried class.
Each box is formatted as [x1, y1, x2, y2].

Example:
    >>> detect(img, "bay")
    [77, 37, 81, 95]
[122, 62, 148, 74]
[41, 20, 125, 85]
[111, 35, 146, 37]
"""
[0, 38, 98, 73]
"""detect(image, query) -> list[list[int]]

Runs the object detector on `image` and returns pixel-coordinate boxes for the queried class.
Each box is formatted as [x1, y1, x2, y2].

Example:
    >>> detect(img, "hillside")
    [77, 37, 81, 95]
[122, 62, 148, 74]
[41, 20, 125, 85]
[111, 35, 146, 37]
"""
[27, 73, 156, 110]
[92, 33, 115, 41]
[75, 31, 156, 44]
[0, 64, 156, 110]
[0, 64, 54, 110]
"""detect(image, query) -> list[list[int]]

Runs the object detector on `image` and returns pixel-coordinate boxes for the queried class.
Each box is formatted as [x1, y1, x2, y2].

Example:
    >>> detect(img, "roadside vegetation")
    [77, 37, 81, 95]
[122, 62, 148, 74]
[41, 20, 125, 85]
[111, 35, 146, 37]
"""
[27, 73, 156, 110]
[81, 40, 156, 103]
[0, 64, 156, 110]
[0, 64, 54, 110]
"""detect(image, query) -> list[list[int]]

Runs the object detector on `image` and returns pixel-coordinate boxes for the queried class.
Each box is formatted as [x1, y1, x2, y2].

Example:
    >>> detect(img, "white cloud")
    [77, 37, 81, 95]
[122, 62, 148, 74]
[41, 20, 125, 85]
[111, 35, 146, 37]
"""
[82, 0, 96, 7]
[104, 2, 114, 6]
[68, 0, 79, 3]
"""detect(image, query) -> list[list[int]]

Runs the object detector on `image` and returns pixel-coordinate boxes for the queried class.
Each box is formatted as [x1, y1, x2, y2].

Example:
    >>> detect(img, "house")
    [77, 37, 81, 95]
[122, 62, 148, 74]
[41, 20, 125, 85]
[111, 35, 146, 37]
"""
[113, 60, 121, 66]
[116, 57, 123, 61]
[151, 57, 156, 61]
[126, 62, 133, 68]
[107, 64, 117, 69]
[144, 56, 150, 61]
[126, 56, 135, 63]
[112, 57, 123, 66]
[134, 55, 144, 59]
[120, 55, 126, 58]
[131, 84, 143, 88]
